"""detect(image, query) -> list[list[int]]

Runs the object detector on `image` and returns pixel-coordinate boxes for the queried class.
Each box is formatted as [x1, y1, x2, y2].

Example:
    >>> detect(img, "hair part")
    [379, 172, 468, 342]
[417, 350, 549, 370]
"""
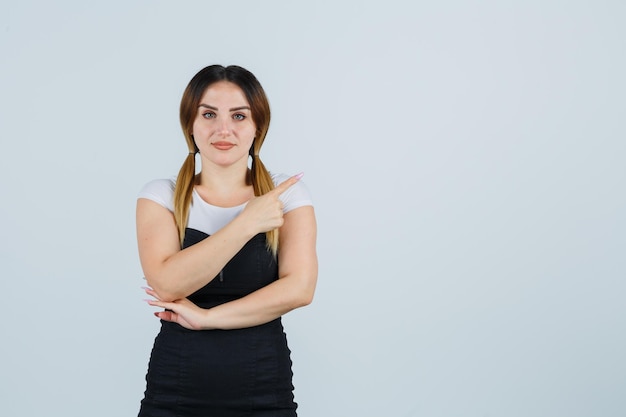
[173, 65, 278, 254]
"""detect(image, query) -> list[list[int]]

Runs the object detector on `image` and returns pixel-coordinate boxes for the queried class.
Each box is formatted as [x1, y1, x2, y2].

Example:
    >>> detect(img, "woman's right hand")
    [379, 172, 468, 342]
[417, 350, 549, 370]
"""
[240, 174, 302, 234]
[145, 287, 209, 330]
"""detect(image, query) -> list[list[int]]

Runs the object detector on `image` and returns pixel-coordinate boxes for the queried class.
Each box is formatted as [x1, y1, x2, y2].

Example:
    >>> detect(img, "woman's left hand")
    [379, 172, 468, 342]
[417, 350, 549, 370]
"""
[144, 287, 208, 330]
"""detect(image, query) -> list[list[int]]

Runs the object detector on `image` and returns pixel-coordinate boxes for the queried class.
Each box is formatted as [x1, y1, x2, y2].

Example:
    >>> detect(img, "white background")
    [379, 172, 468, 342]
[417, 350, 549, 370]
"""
[1, 1, 624, 416]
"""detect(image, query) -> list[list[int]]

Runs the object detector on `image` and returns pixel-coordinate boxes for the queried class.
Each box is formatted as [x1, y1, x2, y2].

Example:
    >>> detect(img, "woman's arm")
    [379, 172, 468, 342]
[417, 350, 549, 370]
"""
[137, 176, 301, 302]
[147, 205, 318, 329]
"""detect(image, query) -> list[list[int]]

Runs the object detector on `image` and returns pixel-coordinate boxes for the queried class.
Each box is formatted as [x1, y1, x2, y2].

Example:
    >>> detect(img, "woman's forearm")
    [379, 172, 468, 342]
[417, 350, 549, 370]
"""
[202, 204, 318, 329]
[140, 209, 256, 301]
[202, 271, 317, 330]
[138, 177, 301, 302]
[145, 205, 318, 327]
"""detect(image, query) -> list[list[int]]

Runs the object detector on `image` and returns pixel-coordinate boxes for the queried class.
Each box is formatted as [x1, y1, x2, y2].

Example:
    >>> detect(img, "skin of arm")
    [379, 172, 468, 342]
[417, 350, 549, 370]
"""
[137, 199, 257, 302]
[147, 205, 318, 330]
[137, 175, 301, 302]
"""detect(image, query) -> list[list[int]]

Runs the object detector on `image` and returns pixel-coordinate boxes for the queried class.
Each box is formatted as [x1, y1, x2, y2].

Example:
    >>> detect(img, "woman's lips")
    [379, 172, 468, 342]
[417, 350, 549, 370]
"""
[212, 141, 235, 150]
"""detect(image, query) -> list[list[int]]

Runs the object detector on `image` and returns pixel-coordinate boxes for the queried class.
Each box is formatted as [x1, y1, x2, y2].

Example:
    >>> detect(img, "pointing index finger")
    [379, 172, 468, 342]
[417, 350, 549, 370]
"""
[271, 172, 304, 196]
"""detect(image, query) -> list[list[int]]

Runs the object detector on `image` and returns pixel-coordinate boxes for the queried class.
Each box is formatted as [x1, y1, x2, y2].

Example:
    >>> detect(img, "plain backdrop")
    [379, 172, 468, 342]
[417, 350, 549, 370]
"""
[1, 1, 624, 416]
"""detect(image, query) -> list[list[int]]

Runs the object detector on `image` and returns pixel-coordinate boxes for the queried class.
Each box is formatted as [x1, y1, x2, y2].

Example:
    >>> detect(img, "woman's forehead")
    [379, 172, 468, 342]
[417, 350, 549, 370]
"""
[200, 81, 249, 107]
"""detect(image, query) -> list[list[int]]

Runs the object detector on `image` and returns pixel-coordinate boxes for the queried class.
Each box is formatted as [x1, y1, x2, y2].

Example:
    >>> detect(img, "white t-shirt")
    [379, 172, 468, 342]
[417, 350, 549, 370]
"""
[137, 173, 313, 236]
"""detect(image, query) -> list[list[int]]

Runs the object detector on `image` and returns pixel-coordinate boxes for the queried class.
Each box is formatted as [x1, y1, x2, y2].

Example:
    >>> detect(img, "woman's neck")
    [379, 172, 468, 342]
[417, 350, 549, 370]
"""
[196, 160, 252, 200]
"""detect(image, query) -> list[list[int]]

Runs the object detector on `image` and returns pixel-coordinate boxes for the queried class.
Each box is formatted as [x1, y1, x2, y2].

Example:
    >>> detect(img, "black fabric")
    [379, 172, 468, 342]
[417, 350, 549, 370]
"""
[138, 230, 297, 417]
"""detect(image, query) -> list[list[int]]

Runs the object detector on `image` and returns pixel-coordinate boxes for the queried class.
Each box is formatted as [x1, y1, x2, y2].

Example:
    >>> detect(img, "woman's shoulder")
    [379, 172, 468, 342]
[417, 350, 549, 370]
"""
[271, 172, 314, 212]
[137, 177, 176, 211]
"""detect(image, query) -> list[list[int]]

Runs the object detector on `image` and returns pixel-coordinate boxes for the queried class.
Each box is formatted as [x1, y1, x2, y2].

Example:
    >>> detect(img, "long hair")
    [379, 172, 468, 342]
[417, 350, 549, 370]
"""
[174, 65, 278, 253]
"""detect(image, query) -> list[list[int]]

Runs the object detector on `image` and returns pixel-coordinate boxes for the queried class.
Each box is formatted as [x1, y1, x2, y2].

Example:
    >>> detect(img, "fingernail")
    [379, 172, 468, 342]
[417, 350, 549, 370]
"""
[294, 172, 304, 180]
[141, 286, 152, 291]
[143, 299, 153, 304]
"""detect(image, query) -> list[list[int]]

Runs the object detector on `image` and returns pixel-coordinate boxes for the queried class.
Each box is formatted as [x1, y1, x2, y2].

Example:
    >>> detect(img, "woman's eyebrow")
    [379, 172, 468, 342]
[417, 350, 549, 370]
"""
[198, 104, 250, 112]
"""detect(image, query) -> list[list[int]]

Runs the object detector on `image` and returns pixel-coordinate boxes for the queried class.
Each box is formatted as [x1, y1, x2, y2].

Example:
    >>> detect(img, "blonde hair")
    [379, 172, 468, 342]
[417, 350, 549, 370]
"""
[173, 65, 278, 253]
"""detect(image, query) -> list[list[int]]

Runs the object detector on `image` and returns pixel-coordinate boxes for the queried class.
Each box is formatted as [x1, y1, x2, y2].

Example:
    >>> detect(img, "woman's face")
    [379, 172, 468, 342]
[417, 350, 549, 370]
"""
[192, 81, 256, 168]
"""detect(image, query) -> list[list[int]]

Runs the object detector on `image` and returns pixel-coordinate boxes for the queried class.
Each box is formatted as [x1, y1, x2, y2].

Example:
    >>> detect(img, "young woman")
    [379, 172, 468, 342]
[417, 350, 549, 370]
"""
[136, 65, 318, 416]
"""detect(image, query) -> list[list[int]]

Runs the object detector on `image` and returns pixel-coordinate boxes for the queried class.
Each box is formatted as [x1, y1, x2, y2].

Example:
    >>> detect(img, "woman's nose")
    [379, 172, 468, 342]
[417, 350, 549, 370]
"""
[218, 118, 232, 134]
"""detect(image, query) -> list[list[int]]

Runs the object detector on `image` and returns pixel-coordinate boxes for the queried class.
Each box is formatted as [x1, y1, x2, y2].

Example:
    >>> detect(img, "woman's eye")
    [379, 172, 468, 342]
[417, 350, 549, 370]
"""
[233, 113, 246, 121]
[202, 112, 216, 119]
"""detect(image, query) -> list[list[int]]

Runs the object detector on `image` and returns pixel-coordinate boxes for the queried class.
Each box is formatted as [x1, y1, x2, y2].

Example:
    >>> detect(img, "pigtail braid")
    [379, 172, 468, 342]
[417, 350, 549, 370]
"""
[250, 152, 278, 255]
[173, 151, 196, 246]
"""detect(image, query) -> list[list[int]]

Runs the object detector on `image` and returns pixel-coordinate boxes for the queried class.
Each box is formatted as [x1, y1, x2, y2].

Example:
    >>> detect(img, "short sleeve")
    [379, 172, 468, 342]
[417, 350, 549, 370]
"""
[137, 178, 176, 212]
[271, 173, 314, 213]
